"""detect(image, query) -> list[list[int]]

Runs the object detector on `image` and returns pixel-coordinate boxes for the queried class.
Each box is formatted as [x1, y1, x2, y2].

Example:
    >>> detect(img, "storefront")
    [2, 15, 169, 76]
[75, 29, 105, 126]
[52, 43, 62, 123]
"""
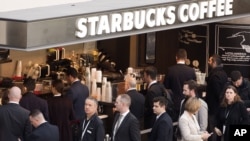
[1, 0, 250, 138]
[0, 0, 249, 51]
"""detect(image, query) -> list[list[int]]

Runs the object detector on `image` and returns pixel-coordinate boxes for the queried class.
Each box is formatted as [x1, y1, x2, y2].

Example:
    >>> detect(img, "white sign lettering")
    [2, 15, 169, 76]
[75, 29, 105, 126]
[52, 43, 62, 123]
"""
[75, 0, 234, 38]
[234, 129, 247, 136]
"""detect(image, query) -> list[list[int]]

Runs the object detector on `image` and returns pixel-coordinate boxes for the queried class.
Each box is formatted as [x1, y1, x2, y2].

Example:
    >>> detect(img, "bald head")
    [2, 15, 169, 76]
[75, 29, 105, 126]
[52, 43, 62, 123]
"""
[8, 86, 22, 102]
[125, 74, 137, 91]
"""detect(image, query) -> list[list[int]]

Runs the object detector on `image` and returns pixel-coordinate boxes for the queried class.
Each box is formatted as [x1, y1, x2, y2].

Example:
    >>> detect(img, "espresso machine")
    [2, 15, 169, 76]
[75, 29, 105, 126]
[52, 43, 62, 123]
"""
[46, 48, 72, 80]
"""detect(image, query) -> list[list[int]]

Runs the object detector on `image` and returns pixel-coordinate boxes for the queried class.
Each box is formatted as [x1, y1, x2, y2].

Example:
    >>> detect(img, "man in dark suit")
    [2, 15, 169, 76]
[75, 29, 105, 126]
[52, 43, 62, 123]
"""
[28, 109, 59, 141]
[143, 66, 163, 129]
[65, 67, 89, 120]
[112, 94, 141, 141]
[163, 49, 196, 122]
[79, 97, 105, 141]
[20, 77, 49, 120]
[124, 73, 145, 121]
[149, 96, 173, 141]
[0, 86, 32, 141]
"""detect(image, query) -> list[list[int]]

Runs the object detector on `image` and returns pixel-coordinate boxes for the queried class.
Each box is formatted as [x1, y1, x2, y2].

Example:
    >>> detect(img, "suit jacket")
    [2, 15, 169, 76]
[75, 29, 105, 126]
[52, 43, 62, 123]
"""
[180, 98, 208, 131]
[20, 92, 49, 120]
[47, 96, 75, 141]
[144, 83, 163, 129]
[149, 112, 173, 141]
[164, 64, 196, 121]
[0, 103, 32, 141]
[178, 111, 203, 141]
[66, 81, 89, 120]
[78, 114, 105, 141]
[27, 122, 59, 141]
[127, 89, 145, 120]
[112, 112, 141, 141]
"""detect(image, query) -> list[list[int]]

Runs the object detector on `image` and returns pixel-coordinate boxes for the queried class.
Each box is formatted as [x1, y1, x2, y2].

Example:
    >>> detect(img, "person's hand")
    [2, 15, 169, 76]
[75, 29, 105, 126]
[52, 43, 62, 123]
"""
[246, 108, 250, 112]
[201, 132, 212, 140]
[214, 127, 222, 136]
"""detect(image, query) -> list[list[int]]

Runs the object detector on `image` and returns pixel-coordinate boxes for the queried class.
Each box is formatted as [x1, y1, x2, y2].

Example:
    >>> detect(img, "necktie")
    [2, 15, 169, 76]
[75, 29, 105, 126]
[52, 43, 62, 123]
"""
[114, 114, 123, 134]
[113, 114, 123, 141]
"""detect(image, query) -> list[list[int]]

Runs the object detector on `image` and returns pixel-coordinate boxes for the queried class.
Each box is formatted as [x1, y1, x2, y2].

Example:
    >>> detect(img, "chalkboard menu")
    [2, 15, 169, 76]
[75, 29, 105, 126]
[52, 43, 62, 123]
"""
[216, 24, 250, 78]
[179, 25, 209, 73]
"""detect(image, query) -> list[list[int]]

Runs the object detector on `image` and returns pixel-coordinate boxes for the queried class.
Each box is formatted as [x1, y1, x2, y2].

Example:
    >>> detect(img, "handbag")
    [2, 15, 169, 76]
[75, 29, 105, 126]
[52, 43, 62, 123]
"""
[174, 126, 182, 139]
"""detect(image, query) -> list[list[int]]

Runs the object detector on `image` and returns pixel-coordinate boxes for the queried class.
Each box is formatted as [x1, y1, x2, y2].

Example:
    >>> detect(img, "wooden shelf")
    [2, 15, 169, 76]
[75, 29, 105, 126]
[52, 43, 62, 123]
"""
[0, 59, 12, 64]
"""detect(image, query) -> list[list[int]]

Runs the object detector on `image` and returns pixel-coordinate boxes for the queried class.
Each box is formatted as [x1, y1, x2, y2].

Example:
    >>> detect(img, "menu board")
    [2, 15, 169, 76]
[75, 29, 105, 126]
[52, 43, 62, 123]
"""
[216, 24, 250, 78]
[179, 25, 209, 73]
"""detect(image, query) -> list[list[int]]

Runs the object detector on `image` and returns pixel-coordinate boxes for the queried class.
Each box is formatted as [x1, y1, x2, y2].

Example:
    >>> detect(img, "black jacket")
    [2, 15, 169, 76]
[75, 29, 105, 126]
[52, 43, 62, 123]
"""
[78, 114, 105, 141]
[27, 122, 59, 141]
[127, 89, 145, 120]
[20, 92, 49, 121]
[112, 112, 141, 141]
[148, 112, 173, 141]
[226, 79, 250, 107]
[215, 102, 250, 141]
[206, 66, 228, 115]
[0, 103, 32, 141]
[66, 81, 89, 120]
[144, 83, 163, 128]
[163, 64, 196, 121]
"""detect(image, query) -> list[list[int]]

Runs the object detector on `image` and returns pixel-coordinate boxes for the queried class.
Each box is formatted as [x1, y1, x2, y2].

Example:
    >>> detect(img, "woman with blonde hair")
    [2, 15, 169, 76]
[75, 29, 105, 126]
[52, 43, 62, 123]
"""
[214, 85, 250, 141]
[178, 97, 211, 141]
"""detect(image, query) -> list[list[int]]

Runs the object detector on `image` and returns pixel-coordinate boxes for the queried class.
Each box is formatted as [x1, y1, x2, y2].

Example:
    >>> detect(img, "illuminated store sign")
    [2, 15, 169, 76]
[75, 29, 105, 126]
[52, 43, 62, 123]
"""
[76, 0, 233, 38]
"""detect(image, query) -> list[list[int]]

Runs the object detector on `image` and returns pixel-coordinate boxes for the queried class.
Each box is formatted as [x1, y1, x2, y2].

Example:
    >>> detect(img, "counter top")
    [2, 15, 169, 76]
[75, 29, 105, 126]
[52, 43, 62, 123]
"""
[0, 59, 12, 64]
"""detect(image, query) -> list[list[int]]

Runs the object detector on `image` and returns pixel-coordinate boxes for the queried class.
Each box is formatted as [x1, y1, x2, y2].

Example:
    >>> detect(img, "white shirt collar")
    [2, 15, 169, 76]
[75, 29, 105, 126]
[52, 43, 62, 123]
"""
[8, 101, 19, 104]
[127, 88, 136, 91]
[148, 80, 157, 88]
[53, 93, 62, 97]
[118, 110, 130, 126]
[156, 112, 165, 120]
[120, 110, 130, 117]
[73, 79, 79, 83]
[177, 60, 185, 64]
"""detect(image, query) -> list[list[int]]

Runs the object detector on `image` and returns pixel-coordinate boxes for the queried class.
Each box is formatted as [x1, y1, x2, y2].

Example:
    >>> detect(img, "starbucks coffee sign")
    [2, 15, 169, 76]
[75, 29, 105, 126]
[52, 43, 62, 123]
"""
[76, 0, 234, 38]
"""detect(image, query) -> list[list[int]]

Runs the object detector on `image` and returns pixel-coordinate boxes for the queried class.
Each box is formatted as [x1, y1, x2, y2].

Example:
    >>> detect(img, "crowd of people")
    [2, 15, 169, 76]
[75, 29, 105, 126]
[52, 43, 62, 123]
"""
[1, 48, 250, 141]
